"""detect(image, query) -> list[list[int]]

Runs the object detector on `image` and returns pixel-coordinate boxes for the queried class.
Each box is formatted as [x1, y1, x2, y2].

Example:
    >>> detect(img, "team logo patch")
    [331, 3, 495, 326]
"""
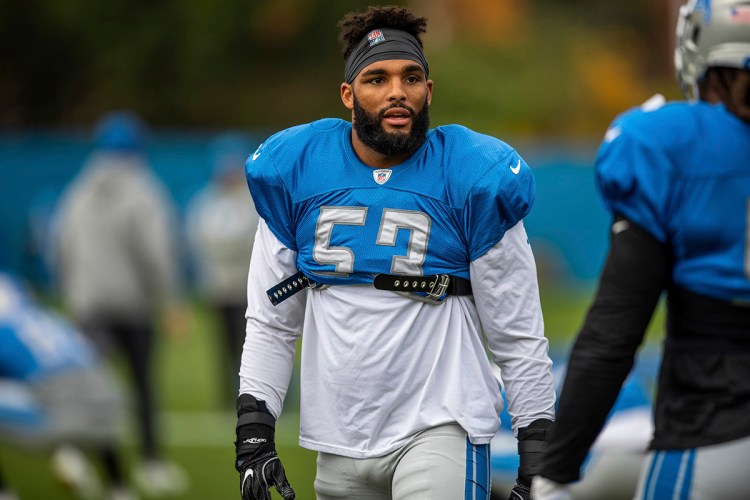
[368, 30, 385, 46]
[373, 169, 392, 185]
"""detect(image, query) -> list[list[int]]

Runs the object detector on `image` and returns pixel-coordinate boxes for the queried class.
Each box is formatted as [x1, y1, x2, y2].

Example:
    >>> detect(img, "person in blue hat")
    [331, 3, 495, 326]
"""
[92, 111, 148, 153]
[56, 110, 190, 497]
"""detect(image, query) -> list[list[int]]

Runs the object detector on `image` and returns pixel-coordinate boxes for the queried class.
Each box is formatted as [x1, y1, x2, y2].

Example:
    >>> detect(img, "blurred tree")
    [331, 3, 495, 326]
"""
[0, 0, 384, 129]
[0, 0, 681, 137]
[550, 0, 676, 75]
[0, 0, 93, 125]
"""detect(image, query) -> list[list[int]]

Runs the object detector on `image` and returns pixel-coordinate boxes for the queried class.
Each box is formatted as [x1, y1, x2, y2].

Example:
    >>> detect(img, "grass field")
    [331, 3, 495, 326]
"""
[1, 284, 665, 499]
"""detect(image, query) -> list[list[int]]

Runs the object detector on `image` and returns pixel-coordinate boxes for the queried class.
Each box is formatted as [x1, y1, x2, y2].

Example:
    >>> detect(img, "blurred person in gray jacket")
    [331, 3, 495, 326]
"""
[56, 111, 189, 498]
[185, 132, 259, 406]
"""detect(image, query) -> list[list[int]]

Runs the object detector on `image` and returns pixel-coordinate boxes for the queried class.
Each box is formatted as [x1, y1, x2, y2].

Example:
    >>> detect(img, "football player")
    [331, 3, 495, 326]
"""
[233, 5, 556, 500]
[0, 272, 134, 499]
[55, 110, 190, 497]
[533, 1, 750, 498]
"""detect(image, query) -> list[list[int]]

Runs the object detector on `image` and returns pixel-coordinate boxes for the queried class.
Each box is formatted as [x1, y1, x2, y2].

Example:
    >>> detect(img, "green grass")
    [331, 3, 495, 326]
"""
[1, 289, 665, 499]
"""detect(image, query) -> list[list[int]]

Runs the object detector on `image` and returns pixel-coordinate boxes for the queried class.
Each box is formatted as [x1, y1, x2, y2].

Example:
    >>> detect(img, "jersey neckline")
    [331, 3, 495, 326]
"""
[340, 122, 434, 185]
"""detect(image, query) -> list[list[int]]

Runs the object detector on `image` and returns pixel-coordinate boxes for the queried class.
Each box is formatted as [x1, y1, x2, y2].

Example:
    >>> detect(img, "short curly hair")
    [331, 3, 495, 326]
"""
[700, 67, 750, 123]
[337, 5, 428, 61]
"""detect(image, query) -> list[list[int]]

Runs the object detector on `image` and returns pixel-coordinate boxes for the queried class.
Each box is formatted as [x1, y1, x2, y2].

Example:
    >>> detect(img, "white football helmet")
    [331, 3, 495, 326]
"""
[675, 0, 750, 99]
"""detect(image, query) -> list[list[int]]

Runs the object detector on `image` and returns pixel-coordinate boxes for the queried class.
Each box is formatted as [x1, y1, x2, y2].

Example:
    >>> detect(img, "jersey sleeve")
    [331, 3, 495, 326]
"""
[245, 136, 297, 251]
[463, 150, 535, 261]
[595, 120, 674, 243]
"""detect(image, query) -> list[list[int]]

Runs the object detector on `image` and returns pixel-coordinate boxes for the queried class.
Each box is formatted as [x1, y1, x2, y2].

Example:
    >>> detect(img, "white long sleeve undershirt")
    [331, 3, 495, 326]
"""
[240, 218, 555, 458]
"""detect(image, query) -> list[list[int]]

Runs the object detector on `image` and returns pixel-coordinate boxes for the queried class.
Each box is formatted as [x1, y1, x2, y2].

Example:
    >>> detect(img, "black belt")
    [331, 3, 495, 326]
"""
[266, 272, 472, 306]
[266, 271, 320, 306]
[373, 273, 473, 298]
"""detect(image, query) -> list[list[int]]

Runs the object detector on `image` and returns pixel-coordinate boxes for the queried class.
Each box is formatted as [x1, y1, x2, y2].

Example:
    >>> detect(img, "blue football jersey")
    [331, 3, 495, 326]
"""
[245, 119, 535, 286]
[0, 274, 97, 381]
[0, 309, 97, 381]
[596, 100, 750, 302]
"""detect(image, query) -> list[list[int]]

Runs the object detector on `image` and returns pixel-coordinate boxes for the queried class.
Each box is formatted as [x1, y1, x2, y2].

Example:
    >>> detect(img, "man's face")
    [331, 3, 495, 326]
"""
[342, 59, 433, 157]
[352, 93, 430, 157]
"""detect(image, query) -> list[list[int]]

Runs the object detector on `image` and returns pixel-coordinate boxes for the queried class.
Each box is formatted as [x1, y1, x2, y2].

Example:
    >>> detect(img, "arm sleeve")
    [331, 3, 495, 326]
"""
[470, 221, 556, 433]
[540, 216, 668, 484]
[238, 218, 306, 418]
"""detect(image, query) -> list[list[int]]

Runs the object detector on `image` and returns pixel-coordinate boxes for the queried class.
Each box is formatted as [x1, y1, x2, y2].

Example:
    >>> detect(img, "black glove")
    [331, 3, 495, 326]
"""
[508, 480, 532, 500]
[234, 394, 295, 500]
[508, 418, 553, 500]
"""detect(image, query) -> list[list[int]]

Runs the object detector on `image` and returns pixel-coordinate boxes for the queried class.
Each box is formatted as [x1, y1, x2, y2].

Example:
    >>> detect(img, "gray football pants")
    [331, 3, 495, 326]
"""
[634, 434, 750, 500]
[314, 423, 491, 500]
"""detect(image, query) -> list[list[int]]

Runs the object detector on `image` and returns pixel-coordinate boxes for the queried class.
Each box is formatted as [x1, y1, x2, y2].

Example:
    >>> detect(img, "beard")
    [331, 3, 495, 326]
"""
[352, 96, 430, 157]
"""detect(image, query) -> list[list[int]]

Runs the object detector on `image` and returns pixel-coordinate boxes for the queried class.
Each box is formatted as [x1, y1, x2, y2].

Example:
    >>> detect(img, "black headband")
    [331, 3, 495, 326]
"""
[344, 28, 429, 84]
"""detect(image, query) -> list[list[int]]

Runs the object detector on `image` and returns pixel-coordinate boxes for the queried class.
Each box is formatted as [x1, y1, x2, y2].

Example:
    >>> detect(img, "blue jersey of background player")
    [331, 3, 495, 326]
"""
[597, 97, 750, 303]
[0, 276, 96, 384]
[248, 119, 534, 286]
[0, 272, 130, 499]
[535, 1, 750, 499]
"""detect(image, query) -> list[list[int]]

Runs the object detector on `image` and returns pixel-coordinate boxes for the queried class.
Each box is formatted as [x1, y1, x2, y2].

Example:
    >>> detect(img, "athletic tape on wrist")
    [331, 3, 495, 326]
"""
[236, 411, 276, 429]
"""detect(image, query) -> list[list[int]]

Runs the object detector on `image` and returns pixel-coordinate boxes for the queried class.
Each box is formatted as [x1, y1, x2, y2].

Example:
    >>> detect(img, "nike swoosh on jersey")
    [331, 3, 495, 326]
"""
[252, 145, 263, 161]
[510, 159, 521, 175]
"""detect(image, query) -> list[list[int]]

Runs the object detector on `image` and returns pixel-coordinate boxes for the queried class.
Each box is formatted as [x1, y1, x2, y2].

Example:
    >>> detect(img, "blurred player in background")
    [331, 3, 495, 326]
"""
[186, 132, 259, 406]
[0, 271, 135, 500]
[533, 1, 750, 498]
[234, 5, 555, 500]
[55, 111, 189, 497]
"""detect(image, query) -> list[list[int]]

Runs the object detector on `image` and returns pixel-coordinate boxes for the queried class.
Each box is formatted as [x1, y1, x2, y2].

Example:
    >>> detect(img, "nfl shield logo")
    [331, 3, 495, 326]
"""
[368, 30, 385, 46]
[373, 169, 392, 185]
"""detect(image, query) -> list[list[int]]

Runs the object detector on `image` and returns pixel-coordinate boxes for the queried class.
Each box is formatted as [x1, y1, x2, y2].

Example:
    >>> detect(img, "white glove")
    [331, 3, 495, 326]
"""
[530, 476, 573, 500]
